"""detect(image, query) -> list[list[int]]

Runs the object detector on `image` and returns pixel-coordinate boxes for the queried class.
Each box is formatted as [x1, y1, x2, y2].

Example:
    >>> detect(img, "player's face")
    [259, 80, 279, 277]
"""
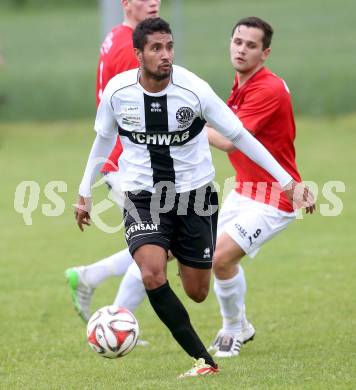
[126, 0, 160, 24]
[138, 32, 174, 81]
[230, 25, 271, 74]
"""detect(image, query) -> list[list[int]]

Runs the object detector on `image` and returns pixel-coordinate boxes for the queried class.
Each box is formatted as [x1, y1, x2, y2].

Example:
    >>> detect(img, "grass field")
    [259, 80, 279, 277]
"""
[0, 114, 355, 389]
[1, 0, 356, 121]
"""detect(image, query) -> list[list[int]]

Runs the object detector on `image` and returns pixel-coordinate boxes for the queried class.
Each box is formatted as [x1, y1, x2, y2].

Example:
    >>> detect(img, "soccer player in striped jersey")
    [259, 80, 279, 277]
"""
[74, 17, 313, 377]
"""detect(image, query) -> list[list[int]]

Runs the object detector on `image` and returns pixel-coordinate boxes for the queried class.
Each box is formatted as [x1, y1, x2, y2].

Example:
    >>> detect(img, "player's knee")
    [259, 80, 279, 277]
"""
[212, 249, 241, 277]
[141, 269, 166, 290]
[185, 285, 209, 303]
[212, 258, 229, 276]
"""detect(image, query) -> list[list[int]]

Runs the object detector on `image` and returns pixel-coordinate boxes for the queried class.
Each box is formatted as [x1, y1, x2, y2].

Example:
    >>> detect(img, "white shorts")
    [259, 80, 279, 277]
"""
[217, 191, 296, 258]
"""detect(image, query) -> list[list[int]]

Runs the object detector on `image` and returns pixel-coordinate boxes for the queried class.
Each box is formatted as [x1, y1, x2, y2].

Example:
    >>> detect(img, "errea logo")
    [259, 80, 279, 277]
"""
[203, 247, 211, 259]
[150, 102, 162, 112]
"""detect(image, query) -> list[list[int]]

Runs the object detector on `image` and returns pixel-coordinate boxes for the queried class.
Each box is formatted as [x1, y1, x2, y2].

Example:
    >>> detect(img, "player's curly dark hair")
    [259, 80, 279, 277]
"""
[232, 16, 274, 49]
[133, 17, 172, 51]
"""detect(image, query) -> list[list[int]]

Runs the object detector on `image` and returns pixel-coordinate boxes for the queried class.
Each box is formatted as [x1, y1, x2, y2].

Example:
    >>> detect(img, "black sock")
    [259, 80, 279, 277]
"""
[146, 281, 216, 368]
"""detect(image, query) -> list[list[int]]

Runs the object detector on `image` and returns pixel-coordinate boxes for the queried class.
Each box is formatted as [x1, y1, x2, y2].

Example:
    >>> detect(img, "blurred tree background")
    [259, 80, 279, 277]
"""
[0, 0, 355, 121]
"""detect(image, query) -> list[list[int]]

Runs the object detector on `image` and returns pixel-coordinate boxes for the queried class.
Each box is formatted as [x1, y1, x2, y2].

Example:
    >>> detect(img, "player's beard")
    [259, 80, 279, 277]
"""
[143, 63, 172, 82]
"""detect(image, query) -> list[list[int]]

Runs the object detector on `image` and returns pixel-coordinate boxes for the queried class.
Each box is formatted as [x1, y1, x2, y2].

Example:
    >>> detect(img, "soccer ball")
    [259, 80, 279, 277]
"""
[86, 305, 139, 358]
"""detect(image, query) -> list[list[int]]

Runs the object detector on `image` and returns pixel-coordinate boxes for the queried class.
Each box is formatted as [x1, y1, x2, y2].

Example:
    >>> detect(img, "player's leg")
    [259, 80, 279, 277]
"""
[161, 184, 218, 376]
[211, 191, 296, 357]
[112, 261, 149, 346]
[173, 182, 218, 304]
[208, 191, 255, 356]
[213, 233, 249, 331]
[65, 172, 135, 321]
[113, 252, 175, 310]
[125, 188, 218, 377]
[111, 253, 177, 345]
[178, 263, 211, 303]
[65, 248, 134, 322]
[210, 234, 254, 357]
[113, 261, 146, 311]
[133, 244, 217, 374]
[76, 248, 134, 287]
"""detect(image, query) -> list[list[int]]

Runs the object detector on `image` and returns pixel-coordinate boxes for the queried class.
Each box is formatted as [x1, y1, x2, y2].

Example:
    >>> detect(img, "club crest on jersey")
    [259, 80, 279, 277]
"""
[176, 107, 194, 129]
[150, 102, 162, 112]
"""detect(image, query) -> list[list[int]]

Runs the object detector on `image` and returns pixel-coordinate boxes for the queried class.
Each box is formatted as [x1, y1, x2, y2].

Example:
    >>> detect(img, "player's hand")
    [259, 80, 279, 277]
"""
[74, 195, 92, 231]
[283, 180, 316, 214]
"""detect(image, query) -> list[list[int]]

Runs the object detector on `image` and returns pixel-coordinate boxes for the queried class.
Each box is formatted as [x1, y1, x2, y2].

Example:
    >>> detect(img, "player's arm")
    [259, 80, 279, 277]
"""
[75, 85, 117, 231]
[201, 82, 292, 187]
[206, 124, 236, 152]
[75, 134, 116, 231]
[234, 86, 315, 213]
[207, 87, 274, 152]
[201, 82, 315, 210]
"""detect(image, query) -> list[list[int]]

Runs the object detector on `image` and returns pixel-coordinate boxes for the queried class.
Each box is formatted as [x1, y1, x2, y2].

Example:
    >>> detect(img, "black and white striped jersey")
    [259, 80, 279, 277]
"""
[94, 65, 245, 193]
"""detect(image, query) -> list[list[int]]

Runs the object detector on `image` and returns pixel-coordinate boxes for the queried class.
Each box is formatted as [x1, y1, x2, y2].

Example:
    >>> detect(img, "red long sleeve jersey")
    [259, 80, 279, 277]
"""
[227, 67, 301, 212]
[96, 25, 138, 173]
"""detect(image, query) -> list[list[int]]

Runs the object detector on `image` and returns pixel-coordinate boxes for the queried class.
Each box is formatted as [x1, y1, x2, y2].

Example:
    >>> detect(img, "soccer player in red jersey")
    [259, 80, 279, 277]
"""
[207, 17, 315, 357]
[65, 0, 160, 329]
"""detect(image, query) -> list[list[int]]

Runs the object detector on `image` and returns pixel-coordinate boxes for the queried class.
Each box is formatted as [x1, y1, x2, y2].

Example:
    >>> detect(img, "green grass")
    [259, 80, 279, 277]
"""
[1, 0, 356, 121]
[0, 115, 355, 388]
